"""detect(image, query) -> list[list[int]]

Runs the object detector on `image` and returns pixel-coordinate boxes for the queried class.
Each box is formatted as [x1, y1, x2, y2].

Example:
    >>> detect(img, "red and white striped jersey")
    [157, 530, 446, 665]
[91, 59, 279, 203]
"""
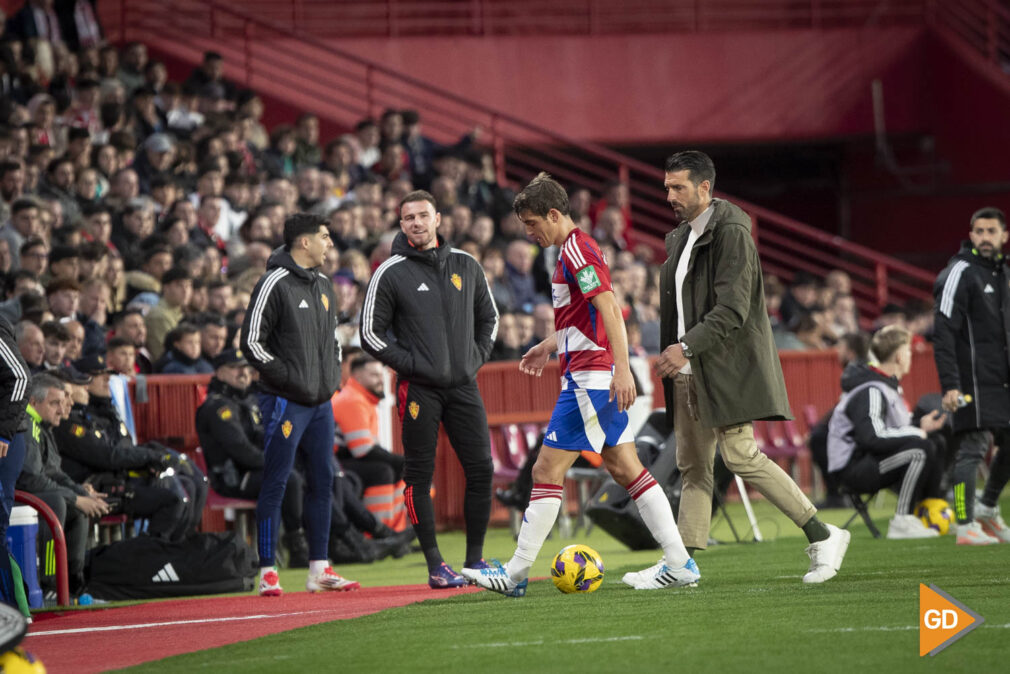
[552, 229, 614, 389]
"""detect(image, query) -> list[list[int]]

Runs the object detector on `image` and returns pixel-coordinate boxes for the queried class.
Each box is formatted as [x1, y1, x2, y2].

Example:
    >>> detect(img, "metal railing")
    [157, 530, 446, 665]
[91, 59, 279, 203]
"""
[100, 0, 938, 312]
[930, 0, 1010, 74]
[126, 0, 931, 37]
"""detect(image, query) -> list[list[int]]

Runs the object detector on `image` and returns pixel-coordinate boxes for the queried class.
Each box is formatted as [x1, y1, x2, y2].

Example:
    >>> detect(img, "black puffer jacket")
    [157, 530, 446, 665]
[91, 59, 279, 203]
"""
[241, 247, 342, 406]
[933, 241, 1010, 432]
[360, 233, 498, 388]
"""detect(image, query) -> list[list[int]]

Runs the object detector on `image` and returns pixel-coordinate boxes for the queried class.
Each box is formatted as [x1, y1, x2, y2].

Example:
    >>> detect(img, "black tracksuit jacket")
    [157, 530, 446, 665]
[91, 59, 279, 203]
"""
[933, 241, 1010, 431]
[359, 233, 498, 388]
[241, 248, 342, 406]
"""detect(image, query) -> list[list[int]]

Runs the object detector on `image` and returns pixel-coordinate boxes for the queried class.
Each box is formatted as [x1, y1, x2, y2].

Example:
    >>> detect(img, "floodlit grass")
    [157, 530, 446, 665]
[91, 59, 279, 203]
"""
[121, 493, 1010, 673]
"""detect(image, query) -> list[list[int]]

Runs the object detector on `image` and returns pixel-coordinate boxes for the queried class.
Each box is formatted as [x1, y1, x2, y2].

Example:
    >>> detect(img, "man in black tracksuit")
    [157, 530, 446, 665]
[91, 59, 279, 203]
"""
[933, 206, 1010, 544]
[195, 348, 309, 567]
[0, 315, 30, 609]
[241, 213, 357, 595]
[360, 189, 498, 588]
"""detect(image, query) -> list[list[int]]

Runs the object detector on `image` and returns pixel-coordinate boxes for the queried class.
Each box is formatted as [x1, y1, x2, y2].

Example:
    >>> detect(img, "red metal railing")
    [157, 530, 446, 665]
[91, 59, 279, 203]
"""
[930, 1, 1010, 78]
[100, 0, 938, 313]
[110, 1, 930, 37]
[14, 491, 70, 607]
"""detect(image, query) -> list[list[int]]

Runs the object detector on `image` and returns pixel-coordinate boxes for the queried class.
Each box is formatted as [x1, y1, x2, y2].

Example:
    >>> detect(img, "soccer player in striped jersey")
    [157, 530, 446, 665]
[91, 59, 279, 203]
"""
[462, 173, 697, 595]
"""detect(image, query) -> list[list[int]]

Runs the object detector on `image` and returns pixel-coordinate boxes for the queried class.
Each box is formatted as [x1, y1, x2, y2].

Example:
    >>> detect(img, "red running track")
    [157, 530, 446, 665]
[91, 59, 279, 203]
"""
[25, 584, 479, 672]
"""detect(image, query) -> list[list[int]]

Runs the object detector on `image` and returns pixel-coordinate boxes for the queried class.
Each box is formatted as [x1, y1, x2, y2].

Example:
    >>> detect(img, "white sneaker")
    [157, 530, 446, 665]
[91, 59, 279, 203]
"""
[803, 523, 850, 583]
[621, 557, 666, 587]
[460, 560, 527, 597]
[887, 514, 940, 539]
[306, 566, 361, 592]
[956, 520, 1000, 546]
[259, 568, 283, 597]
[974, 503, 1010, 543]
[629, 558, 700, 590]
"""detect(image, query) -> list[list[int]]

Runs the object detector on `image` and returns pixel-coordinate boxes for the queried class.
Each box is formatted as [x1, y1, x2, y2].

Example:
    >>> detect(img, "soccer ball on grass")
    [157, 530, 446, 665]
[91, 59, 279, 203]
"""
[551, 544, 605, 593]
[915, 498, 954, 535]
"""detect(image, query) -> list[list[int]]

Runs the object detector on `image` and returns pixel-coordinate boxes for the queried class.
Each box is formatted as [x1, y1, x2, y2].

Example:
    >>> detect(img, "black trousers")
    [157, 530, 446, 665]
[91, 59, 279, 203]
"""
[838, 437, 943, 515]
[397, 379, 492, 570]
[34, 490, 88, 588]
[124, 479, 184, 539]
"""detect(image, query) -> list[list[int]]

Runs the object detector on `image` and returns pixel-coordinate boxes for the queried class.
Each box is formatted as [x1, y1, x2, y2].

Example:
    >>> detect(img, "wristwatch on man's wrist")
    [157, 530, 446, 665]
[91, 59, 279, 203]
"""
[680, 341, 693, 358]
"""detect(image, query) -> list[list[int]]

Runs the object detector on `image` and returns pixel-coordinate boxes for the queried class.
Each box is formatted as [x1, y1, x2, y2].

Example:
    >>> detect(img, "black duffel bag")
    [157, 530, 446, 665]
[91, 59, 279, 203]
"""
[86, 532, 257, 600]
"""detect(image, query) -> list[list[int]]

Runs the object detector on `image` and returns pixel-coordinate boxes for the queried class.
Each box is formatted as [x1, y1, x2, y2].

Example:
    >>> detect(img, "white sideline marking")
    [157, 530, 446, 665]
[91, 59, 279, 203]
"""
[806, 623, 1010, 634]
[453, 635, 643, 649]
[26, 610, 335, 637]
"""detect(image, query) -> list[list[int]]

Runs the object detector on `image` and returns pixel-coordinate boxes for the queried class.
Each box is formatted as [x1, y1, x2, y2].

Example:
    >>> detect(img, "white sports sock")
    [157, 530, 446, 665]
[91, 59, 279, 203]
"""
[629, 470, 690, 568]
[308, 560, 328, 575]
[506, 483, 563, 582]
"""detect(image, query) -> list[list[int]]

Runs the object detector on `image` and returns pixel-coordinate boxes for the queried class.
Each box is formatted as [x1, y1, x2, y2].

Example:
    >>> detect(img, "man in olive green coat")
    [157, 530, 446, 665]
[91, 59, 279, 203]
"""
[644, 151, 849, 585]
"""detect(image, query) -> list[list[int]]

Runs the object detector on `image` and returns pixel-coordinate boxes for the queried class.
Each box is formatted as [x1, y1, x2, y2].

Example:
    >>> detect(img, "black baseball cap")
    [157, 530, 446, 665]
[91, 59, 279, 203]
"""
[73, 353, 116, 375]
[56, 364, 92, 385]
[212, 349, 248, 369]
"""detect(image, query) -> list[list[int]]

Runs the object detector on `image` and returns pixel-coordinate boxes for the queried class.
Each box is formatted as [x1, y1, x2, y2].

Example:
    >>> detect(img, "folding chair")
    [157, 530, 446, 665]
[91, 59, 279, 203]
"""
[839, 486, 882, 538]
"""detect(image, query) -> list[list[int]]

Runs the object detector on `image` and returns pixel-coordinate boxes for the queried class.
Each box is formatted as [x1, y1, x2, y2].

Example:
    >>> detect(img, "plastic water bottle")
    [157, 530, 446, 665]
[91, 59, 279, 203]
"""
[957, 394, 973, 408]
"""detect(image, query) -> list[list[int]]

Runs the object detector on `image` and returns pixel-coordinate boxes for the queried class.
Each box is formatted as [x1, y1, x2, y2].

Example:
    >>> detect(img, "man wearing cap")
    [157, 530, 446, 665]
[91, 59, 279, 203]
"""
[241, 212, 355, 595]
[17, 372, 110, 596]
[196, 349, 310, 567]
[54, 358, 185, 540]
[145, 267, 191, 361]
[134, 133, 175, 194]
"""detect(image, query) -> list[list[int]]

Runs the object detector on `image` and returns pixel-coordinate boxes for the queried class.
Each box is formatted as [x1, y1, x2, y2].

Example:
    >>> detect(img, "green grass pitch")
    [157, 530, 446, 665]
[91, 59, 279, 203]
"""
[122, 493, 1009, 673]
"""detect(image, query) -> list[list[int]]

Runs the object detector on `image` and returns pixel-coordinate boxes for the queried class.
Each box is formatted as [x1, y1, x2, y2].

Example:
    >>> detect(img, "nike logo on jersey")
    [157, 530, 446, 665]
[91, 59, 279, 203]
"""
[298, 299, 309, 308]
[417, 283, 429, 291]
[984, 284, 995, 294]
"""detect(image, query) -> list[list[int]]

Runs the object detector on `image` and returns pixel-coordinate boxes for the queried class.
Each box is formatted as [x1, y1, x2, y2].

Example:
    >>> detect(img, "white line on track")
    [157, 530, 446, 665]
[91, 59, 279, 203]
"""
[26, 610, 337, 637]
[805, 623, 1010, 633]
[453, 636, 643, 649]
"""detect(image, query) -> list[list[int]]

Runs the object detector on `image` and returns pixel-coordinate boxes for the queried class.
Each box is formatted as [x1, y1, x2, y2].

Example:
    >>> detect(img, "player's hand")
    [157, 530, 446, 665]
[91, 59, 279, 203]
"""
[0, 440, 7, 458]
[653, 343, 688, 378]
[610, 368, 637, 413]
[519, 343, 551, 377]
[941, 389, 962, 413]
[920, 410, 947, 434]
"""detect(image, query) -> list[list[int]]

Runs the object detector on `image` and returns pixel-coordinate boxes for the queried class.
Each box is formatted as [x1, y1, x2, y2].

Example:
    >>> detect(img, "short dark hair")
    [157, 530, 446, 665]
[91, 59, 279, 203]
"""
[513, 172, 570, 217]
[970, 207, 1006, 230]
[161, 267, 191, 286]
[41, 320, 70, 342]
[114, 308, 144, 325]
[664, 150, 716, 191]
[349, 353, 377, 373]
[839, 332, 870, 362]
[11, 197, 39, 215]
[398, 190, 437, 216]
[107, 336, 132, 351]
[283, 212, 327, 250]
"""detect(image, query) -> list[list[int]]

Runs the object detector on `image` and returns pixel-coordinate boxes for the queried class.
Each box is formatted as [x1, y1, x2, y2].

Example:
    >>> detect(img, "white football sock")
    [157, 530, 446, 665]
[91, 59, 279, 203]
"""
[506, 483, 563, 582]
[308, 560, 328, 575]
[629, 470, 690, 568]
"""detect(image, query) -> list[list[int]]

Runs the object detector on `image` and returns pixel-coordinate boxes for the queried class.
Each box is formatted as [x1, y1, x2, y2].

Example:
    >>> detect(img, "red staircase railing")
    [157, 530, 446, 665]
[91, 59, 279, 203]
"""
[109, 0, 931, 37]
[100, 0, 937, 315]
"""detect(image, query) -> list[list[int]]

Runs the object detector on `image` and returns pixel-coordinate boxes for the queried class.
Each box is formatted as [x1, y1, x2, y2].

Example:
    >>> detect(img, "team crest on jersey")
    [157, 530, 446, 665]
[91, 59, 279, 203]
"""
[450, 273, 462, 291]
[321, 293, 329, 311]
[576, 266, 601, 294]
[72, 425, 85, 438]
[408, 401, 420, 420]
[218, 407, 232, 421]
[282, 420, 293, 438]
